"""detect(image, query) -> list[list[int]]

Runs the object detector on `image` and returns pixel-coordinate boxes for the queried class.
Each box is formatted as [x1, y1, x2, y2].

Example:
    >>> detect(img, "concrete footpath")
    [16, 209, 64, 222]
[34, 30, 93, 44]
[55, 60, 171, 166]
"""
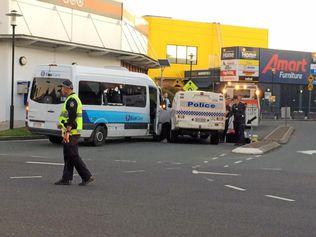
[0, 120, 25, 131]
[233, 120, 295, 155]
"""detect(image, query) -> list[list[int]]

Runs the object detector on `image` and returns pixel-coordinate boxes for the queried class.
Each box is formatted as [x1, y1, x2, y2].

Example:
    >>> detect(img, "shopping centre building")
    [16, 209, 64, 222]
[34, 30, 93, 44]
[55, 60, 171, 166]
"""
[0, 0, 158, 123]
[144, 16, 269, 89]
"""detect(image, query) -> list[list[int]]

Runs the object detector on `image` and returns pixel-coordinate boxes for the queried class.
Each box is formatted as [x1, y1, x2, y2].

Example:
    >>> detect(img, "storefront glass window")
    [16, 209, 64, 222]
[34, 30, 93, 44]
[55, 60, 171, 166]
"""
[166, 45, 198, 65]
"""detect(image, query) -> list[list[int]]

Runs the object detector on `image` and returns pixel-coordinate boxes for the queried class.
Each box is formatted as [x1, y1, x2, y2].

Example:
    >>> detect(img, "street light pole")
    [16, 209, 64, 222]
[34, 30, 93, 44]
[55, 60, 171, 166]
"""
[6, 10, 22, 129]
[189, 53, 194, 80]
[271, 68, 276, 116]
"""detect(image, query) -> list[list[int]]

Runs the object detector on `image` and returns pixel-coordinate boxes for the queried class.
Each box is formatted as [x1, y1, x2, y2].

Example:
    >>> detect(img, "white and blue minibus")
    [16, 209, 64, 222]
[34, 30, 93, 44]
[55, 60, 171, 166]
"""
[27, 64, 170, 145]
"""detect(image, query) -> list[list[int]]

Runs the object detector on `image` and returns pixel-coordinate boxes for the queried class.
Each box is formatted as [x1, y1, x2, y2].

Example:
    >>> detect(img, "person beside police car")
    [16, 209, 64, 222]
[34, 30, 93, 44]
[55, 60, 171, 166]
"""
[55, 80, 94, 186]
[232, 95, 246, 146]
[220, 97, 233, 143]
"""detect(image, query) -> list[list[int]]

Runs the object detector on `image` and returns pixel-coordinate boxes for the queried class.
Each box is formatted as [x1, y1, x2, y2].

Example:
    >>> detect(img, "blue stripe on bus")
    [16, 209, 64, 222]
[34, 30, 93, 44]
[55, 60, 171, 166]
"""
[82, 110, 150, 125]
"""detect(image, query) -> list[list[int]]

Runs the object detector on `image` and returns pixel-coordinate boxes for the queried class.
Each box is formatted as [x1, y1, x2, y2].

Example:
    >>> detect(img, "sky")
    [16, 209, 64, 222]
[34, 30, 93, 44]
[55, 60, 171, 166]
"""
[124, 0, 316, 52]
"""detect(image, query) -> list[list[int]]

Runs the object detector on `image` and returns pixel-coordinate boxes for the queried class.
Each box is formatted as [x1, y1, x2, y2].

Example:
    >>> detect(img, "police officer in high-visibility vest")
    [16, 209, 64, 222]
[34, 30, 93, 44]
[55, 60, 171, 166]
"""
[55, 80, 94, 186]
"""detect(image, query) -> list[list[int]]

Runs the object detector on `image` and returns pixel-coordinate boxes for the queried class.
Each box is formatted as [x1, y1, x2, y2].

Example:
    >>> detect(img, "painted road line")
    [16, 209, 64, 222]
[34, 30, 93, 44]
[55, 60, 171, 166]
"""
[204, 178, 214, 182]
[219, 154, 227, 157]
[192, 170, 240, 176]
[115, 160, 136, 163]
[246, 157, 254, 161]
[10, 176, 42, 179]
[26, 161, 64, 166]
[172, 162, 182, 165]
[212, 157, 219, 160]
[261, 168, 282, 171]
[234, 161, 243, 164]
[297, 150, 316, 155]
[29, 155, 49, 159]
[224, 165, 229, 168]
[225, 185, 246, 191]
[265, 195, 295, 202]
[123, 170, 145, 174]
[165, 167, 181, 170]
[203, 161, 209, 164]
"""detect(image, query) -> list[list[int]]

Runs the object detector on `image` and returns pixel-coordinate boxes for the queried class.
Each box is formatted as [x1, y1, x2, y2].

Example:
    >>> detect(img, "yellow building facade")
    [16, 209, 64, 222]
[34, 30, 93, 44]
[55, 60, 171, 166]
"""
[145, 16, 269, 87]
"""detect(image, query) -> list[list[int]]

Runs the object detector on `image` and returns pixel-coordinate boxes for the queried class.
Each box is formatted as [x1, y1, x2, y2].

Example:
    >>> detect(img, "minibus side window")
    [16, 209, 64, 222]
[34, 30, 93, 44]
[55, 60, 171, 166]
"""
[124, 85, 146, 107]
[102, 83, 124, 106]
[78, 81, 101, 105]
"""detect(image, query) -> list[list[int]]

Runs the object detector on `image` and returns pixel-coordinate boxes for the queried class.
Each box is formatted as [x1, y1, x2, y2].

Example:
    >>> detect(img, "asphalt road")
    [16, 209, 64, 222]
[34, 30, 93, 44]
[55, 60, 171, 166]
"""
[1, 120, 316, 237]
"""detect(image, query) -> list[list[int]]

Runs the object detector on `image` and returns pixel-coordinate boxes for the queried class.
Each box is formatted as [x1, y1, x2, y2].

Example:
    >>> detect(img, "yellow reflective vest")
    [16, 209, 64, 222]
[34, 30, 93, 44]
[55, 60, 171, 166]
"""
[58, 93, 83, 135]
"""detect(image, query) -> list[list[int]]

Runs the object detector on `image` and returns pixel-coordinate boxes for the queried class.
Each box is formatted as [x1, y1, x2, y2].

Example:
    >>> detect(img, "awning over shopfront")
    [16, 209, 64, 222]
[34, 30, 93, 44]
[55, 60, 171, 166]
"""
[0, 34, 159, 69]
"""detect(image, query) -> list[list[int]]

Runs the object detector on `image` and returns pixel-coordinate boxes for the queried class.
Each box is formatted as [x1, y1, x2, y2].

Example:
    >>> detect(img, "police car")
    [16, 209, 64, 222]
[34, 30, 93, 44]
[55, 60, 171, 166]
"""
[169, 91, 226, 144]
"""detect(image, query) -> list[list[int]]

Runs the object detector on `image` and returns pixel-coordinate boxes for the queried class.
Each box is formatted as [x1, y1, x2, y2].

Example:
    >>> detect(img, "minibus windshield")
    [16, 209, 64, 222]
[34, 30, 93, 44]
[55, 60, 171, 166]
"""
[30, 77, 67, 104]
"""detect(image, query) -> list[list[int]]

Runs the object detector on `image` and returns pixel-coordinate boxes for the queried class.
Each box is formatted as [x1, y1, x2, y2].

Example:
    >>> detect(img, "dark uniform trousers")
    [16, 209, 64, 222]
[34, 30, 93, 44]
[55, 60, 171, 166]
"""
[234, 121, 245, 144]
[62, 135, 92, 182]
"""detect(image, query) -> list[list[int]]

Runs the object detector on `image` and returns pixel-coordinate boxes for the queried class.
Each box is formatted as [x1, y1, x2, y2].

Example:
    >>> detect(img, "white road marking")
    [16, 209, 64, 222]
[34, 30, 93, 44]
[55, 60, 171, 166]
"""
[297, 150, 316, 155]
[204, 178, 214, 182]
[265, 195, 295, 202]
[225, 185, 246, 191]
[26, 161, 64, 166]
[115, 160, 136, 163]
[255, 155, 262, 158]
[224, 165, 229, 168]
[192, 170, 240, 176]
[234, 160, 243, 164]
[29, 155, 49, 159]
[165, 167, 181, 170]
[261, 168, 282, 171]
[203, 161, 209, 164]
[212, 157, 219, 160]
[219, 154, 227, 157]
[172, 162, 182, 165]
[10, 176, 42, 179]
[123, 170, 145, 174]
[246, 157, 254, 161]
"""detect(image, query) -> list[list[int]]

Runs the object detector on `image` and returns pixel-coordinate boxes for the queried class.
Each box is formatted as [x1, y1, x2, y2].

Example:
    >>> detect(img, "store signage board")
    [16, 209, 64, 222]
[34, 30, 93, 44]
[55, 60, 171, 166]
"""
[38, 0, 123, 20]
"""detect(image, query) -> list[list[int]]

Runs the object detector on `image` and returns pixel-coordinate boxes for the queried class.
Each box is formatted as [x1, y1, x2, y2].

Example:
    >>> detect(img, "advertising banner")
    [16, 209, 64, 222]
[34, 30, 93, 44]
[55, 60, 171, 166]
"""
[238, 59, 259, 81]
[221, 47, 238, 60]
[239, 47, 260, 60]
[220, 60, 238, 82]
[38, 0, 123, 20]
[260, 49, 311, 85]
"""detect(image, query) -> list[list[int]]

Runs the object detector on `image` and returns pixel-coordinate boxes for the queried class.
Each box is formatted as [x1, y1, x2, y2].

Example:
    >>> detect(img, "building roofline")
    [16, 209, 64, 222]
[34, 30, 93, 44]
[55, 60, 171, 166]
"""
[0, 34, 160, 69]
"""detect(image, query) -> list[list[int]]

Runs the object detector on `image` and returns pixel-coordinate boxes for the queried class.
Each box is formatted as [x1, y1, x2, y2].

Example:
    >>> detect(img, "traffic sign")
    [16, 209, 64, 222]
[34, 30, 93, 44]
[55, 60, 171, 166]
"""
[308, 75, 314, 84]
[308, 84, 314, 91]
[183, 80, 198, 91]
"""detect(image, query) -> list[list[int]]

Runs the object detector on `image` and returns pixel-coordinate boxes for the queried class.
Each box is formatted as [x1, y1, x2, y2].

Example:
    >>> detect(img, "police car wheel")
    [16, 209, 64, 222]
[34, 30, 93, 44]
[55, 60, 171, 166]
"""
[92, 126, 107, 146]
[200, 134, 209, 139]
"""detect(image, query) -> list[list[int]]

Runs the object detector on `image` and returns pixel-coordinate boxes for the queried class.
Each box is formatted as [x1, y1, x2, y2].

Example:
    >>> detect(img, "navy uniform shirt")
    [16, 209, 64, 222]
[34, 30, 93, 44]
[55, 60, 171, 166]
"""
[64, 93, 78, 129]
[232, 102, 246, 124]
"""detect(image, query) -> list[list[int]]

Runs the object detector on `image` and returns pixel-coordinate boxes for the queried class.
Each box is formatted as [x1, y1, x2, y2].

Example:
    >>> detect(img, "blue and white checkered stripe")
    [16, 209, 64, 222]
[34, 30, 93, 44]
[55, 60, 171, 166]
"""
[176, 110, 225, 117]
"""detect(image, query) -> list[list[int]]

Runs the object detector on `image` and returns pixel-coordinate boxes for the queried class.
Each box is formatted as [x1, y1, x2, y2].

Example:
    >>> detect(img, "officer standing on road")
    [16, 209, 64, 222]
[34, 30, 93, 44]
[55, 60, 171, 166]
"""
[221, 97, 233, 142]
[55, 80, 94, 186]
[232, 95, 246, 146]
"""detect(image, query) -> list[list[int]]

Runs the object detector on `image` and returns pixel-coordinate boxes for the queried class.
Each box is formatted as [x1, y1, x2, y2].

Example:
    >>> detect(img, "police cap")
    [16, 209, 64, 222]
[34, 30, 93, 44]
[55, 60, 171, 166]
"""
[61, 80, 73, 89]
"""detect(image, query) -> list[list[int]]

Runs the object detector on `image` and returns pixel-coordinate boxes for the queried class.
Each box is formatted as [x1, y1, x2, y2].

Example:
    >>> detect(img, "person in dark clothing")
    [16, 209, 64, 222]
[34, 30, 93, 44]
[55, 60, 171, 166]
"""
[55, 80, 94, 186]
[221, 97, 233, 142]
[232, 95, 246, 146]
